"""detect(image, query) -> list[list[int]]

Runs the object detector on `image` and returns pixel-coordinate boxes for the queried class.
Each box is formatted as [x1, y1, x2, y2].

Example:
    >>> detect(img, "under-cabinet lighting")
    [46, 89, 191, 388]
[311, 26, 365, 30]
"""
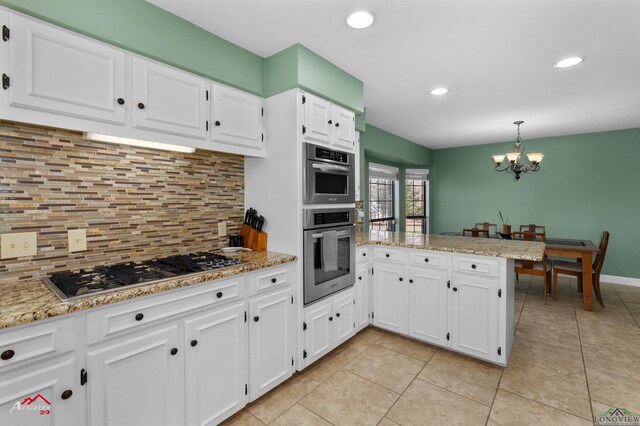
[84, 133, 196, 153]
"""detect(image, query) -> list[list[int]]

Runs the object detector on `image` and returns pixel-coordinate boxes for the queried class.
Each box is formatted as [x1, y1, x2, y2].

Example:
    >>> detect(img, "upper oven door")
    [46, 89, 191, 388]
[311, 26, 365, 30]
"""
[303, 224, 355, 305]
[305, 160, 355, 204]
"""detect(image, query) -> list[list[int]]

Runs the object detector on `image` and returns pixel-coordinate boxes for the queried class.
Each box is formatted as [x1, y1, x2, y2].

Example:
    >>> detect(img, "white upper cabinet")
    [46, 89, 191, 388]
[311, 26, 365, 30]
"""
[332, 105, 355, 151]
[211, 84, 263, 150]
[302, 93, 333, 145]
[8, 13, 126, 124]
[301, 92, 356, 153]
[132, 57, 208, 139]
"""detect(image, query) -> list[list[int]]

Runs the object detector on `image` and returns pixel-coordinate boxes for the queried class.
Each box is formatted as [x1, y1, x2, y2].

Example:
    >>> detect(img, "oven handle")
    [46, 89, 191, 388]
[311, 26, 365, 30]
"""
[311, 163, 350, 173]
[311, 231, 351, 238]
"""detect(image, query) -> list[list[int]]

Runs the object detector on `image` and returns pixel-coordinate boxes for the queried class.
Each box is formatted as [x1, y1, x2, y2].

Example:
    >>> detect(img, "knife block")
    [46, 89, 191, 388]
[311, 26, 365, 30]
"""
[252, 231, 268, 252]
[240, 223, 251, 246]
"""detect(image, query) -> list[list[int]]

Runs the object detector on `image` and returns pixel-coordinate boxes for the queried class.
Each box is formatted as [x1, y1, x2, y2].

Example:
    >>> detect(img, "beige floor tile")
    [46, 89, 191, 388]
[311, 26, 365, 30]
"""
[587, 367, 640, 414]
[416, 349, 502, 406]
[352, 326, 390, 346]
[344, 345, 425, 393]
[300, 370, 398, 426]
[578, 322, 640, 355]
[270, 404, 331, 426]
[374, 332, 437, 362]
[220, 410, 264, 425]
[386, 379, 490, 425]
[304, 339, 368, 383]
[515, 321, 582, 351]
[377, 418, 399, 426]
[248, 374, 319, 423]
[591, 400, 616, 418]
[518, 306, 578, 331]
[582, 343, 640, 382]
[488, 390, 592, 426]
[500, 359, 591, 419]
[508, 338, 585, 379]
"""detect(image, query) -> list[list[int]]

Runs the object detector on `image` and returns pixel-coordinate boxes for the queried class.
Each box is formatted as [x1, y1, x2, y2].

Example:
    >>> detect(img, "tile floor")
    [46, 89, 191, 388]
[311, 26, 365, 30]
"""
[223, 277, 640, 425]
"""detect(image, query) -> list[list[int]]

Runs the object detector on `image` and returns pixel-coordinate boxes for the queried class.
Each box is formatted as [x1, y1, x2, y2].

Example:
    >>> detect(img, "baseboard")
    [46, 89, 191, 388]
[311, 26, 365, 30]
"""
[600, 274, 640, 287]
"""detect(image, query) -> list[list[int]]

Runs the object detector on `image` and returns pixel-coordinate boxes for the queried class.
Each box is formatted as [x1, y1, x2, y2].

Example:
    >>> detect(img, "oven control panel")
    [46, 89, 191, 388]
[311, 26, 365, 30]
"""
[313, 211, 350, 226]
[304, 208, 355, 229]
[315, 147, 349, 164]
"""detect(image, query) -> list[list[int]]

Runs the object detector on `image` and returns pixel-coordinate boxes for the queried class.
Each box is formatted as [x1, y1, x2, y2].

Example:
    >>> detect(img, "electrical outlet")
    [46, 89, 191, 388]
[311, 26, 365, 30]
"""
[1, 232, 37, 259]
[68, 229, 87, 253]
[218, 221, 227, 238]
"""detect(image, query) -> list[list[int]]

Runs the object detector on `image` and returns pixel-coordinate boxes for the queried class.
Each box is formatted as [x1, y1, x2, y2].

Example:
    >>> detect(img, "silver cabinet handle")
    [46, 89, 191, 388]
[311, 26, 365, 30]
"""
[312, 233, 324, 238]
[311, 163, 350, 173]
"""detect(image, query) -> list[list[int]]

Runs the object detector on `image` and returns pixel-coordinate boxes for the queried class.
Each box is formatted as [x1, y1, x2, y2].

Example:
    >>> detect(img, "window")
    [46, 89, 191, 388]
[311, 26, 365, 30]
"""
[405, 169, 429, 234]
[368, 163, 398, 232]
[369, 178, 395, 231]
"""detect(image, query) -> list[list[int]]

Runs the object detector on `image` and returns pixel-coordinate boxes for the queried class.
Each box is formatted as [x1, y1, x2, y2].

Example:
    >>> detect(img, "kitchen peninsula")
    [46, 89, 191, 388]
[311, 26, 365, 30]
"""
[355, 230, 545, 366]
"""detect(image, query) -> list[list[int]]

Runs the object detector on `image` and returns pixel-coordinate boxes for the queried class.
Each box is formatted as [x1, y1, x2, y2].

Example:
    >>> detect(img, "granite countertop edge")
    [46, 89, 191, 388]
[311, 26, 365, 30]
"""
[0, 251, 297, 330]
[356, 231, 545, 261]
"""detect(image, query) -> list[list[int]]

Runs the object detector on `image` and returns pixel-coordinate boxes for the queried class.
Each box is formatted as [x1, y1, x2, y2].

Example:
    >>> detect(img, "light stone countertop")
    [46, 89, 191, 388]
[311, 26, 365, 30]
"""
[357, 230, 545, 261]
[0, 251, 297, 330]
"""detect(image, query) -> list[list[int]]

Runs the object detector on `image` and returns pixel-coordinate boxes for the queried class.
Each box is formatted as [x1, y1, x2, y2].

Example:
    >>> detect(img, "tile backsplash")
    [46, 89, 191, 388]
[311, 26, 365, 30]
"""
[0, 120, 244, 284]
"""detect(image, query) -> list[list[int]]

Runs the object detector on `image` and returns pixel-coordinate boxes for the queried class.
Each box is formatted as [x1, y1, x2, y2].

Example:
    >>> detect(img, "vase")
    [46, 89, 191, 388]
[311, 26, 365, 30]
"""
[501, 224, 511, 235]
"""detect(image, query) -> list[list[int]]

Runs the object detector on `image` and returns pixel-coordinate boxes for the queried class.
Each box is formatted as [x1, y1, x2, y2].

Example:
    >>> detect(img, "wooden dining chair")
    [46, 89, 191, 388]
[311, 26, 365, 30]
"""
[552, 231, 610, 307]
[475, 222, 498, 237]
[462, 227, 489, 238]
[512, 231, 551, 303]
[519, 224, 546, 237]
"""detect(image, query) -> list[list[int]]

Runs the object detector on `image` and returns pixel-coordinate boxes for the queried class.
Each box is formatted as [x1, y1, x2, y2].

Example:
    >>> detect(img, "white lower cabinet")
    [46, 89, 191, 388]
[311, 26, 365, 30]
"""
[248, 287, 294, 401]
[87, 324, 183, 426]
[302, 289, 355, 367]
[354, 262, 370, 330]
[408, 267, 449, 347]
[450, 274, 498, 362]
[373, 263, 407, 334]
[370, 249, 508, 365]
[184, 302, 247, 426]
[0, 357, 79, 426]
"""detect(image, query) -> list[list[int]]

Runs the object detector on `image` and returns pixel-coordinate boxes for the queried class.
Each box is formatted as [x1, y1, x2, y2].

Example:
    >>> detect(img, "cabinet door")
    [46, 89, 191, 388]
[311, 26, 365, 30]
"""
[355, 263, 370, 329]
[9, 13, 126, 124]
[249, 288, 293, 400]
[332, 105, 355, 152]
[303, 300, 333, 365]
[303, 93, 333, 145]
[185, 302, 247, 426]
[408, 267, 449, 347]
[332, 292, 355, 347]
[450, 274, 498, 362]
[373, 263, 408, 334]
[211, 84, 263, 149]
[132, 57, 208, 139]
[87, 325, 183, 426]
[0, 358, 78, 426]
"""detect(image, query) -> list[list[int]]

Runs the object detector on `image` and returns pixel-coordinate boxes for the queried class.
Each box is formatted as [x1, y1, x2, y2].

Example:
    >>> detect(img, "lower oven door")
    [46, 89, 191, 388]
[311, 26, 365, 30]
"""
[303, 224, 355, 305]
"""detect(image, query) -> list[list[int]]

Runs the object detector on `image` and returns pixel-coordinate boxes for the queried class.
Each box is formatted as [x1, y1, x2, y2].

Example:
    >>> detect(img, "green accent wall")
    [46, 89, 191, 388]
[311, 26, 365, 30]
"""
[360, 125, 433, 232]
[264, 44, 364, 114]
[432, 127, 640, 278]
[0, 0, 265, 95]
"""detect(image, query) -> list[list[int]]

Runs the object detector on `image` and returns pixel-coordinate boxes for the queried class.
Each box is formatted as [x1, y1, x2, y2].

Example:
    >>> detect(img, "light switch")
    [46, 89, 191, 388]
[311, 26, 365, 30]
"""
[218, 221, 227, 238]
[1, 232, 38, 259]
[68, 229, 87, 253]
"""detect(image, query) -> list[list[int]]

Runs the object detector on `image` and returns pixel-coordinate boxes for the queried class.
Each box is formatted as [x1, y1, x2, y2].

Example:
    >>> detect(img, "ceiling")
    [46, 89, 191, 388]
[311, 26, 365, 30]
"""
[148, 0, 640, 149]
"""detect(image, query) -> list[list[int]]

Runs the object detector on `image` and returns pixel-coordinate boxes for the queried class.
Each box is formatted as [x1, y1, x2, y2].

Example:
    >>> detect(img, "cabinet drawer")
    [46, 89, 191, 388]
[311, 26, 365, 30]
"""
[249, 265, 292, 295]
[452, 255, 499, 278]
[87, 277, 244, 345]
[356, 247, 369, 263]
[374, 247, 405, 264]
[409, 250, 448, 270]
[0, 317, 75, 369]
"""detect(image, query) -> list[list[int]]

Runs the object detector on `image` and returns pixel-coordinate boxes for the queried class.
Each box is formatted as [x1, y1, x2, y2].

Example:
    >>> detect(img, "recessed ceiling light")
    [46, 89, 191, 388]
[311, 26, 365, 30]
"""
[554, 57, 583, 68]
[347, 11, 376, 29]
[430, 88, 449, 96]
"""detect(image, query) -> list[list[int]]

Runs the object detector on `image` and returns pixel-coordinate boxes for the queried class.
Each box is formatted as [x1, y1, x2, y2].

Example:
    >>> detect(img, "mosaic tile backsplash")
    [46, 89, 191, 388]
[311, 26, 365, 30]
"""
[0, 120, 244, 284]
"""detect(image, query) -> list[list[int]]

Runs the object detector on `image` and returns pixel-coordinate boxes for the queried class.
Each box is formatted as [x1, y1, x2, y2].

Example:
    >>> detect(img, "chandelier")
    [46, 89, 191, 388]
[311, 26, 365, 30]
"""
[493, 121, 543, 180]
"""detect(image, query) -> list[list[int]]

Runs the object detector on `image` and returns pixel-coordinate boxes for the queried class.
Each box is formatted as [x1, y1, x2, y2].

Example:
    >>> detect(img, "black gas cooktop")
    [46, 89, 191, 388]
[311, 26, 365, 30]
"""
[43, 252, 245, 301]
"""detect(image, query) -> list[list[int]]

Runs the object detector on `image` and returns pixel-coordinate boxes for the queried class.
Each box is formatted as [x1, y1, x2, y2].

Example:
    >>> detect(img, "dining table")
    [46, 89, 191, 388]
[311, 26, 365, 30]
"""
[440, 232, 600, 311]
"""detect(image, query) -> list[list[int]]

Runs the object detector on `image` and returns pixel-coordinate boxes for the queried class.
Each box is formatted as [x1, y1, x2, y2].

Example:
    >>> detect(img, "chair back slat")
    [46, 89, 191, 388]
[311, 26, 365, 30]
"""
[512, 231, 546, 242]
[475, 222, 498, 236]
[593, 231, 610, 275]
[519, 224, 546, 236]
[463, 228, 489, 238]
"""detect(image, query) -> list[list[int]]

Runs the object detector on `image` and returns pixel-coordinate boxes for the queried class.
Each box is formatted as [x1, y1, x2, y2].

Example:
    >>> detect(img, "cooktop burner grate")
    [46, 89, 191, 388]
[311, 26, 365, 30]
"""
[45, 252, 246, 300]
